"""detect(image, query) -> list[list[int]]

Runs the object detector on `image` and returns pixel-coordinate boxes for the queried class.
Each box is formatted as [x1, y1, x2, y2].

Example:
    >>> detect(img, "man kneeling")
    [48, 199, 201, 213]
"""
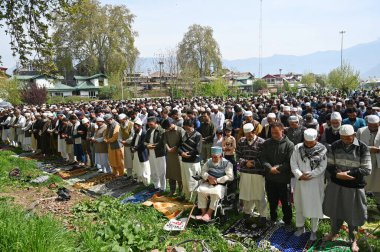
[196, 146, 234, 221]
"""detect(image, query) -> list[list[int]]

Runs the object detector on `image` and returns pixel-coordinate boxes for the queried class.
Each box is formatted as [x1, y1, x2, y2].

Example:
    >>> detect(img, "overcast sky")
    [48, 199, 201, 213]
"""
[1, 0, 379, 69]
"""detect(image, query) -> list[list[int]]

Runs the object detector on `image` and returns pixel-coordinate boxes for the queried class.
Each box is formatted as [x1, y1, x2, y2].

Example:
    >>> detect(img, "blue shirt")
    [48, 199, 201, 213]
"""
[342, 117, 366, 132]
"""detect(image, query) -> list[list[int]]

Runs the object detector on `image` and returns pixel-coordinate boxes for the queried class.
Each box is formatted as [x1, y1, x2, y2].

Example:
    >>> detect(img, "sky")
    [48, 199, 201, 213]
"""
[1, 0, 380, 70]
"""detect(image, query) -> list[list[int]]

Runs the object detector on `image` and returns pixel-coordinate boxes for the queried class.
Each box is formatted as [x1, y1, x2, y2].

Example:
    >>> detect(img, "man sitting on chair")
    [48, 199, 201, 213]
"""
[196, 146, 234, 221]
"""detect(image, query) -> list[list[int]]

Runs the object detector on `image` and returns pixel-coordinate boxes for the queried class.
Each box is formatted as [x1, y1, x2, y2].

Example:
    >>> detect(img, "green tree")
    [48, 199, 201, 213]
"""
[252, 79, 267, 92]
[301, 73, 316, 89]
[52, 0, 139, 77]
[283, 79, 290, 92]
[177, 24, 222, 78]
[328, 63, 360, 94]
[0, 0, 77, 71]
[315, 74, 328, 88]
[0, 79, 22, 105]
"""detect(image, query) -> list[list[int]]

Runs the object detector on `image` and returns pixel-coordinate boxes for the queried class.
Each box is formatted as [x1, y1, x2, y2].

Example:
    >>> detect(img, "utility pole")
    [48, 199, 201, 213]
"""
[339, 30, 346, 69]
[258, 0, 263, 78]
[159, 61, 164, 91]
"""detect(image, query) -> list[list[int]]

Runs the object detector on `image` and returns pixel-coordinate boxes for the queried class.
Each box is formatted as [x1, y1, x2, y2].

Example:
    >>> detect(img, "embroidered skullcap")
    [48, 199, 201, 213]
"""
[339, 125, 355, 136]
[211, 146, 223, 155]
[367, 115, 380, 124]
[118, 113, 127, 120]
[147, 116, 156, 122]
[81, 118, 89, 124]
[134, 118, 143, 126]
[267, 113, 276, 118]
[243, 123, 254, 133]
[331, 112, 342, 121]
[103, 114, 113, 121]
[288, 116, 299, 122]
[244, 110, 253, 117]
[96, 117, 104, 122]
[304, 128, 318, 141]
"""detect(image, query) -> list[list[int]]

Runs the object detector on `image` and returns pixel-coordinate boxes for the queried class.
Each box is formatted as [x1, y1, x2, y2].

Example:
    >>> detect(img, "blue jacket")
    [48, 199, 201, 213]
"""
[342, 118, 366, 132]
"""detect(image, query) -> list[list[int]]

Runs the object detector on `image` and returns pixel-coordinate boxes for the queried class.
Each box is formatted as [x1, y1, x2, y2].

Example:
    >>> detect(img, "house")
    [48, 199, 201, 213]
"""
[224, 72, 255, 92]
[13, 74, 64, 89]
[14, 73, 108, 97]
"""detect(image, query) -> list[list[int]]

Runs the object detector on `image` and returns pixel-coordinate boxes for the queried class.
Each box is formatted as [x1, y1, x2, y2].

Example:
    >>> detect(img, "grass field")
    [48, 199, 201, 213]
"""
[0, 148, 379, 251]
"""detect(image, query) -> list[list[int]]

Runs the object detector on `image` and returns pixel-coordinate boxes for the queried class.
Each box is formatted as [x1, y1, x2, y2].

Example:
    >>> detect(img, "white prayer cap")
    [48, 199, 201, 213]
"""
[283, 106, 290, 112]
[81, 118, 89, 124]
[339, 125, 355, 136]
[157, 108, 162, 112]
[304, 128, 318, 141]
[134, 118, 143, 126]
[288, 116, 299, 122]
[305, 102, 311, 107]
[331, 112, 342, 121]
[367, 115, 380, 124]
[258, 105, 263, 109]
[243, 123, 254, 133]
[42, 113, 48, 117]
[291, 107, 298, 112]
[336, 102, 342, 106]
[48, 112, 54, 117]
[244, 111, 253, 117]
[118, 113, 127, 120]
[148, 106, 153, 110]
[24, 113, 31, 117]
[267, 113, 276, 118]
[96, 117, 104, 122]
[213, 105, 218, 110]
[359, 101, 365, 106]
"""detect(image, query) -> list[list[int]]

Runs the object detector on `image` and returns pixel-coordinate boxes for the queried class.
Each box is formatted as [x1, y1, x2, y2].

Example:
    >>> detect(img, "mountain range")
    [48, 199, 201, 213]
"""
[138, 38, 380, 79]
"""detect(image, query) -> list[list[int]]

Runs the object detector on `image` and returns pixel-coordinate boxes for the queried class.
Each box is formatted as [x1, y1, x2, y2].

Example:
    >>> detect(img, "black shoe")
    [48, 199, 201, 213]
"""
[56, 187, 71, 201]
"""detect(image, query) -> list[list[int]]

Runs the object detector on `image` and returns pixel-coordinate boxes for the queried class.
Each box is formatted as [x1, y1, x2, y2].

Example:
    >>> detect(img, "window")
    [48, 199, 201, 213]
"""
[99, 80, 104, 86]
[89, 91, 96, 97]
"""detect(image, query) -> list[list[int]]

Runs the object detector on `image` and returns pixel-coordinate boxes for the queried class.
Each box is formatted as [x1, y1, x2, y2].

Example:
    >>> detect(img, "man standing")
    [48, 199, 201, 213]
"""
[261, 122, 294, 226]
[356, 115, 380, 209]
[104, 114, 125, 177]
[198, 111, 215, 163]
[285, 116, 306, 145]
[210, 105, 225, 131]
[131, 118, 150, 185]
[237, 123, 267, 219]
[291, 128, 327, 241]
[320, 112, 342, 147]
[342, 108, 366, 132]
[178, 119, 202, 201]
[162, 118, 184, 196]
[118, 113, 134, 177]
[145, 117, 166, 192]
[323, 125, 371, 252]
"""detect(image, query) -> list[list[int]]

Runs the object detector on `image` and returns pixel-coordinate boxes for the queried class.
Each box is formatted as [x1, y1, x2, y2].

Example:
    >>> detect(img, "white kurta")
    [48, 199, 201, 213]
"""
[291, 143, 327, 219]
[132, 132, 151, 185]
[239, 173, 266, 201]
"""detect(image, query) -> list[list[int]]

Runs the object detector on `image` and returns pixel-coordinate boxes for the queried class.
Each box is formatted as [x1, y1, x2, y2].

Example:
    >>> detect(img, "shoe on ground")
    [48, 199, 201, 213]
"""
[310, 231, 317, 241]
[294, 227, 306, 237]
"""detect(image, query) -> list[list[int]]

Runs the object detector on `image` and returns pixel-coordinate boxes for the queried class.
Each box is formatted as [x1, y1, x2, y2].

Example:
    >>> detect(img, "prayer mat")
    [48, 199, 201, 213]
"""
[257, 225, 310, 252]
[105, 177, 132, 189]
[308, 239, 351, 252]
[142, 194, 193, 219]
[73, 174, 115, 189]
[65, 171, 100, 186]
[57, 168, 88, 179]
[223, 217, 274, 249]
[30, 175, 50, 183]
[120, 189, 157, 204]
[84, 178, 136, 196]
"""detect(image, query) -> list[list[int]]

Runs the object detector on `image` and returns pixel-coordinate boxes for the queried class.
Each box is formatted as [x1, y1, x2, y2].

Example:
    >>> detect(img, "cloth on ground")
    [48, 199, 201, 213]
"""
[73, 174, 115, 189]
[142, 194, 193, 219]
[223, 217, 274, 248]
[307, 239, 351, 252]
[257, 225, 310, 252]
[30, 175, 49, 183]
[120, 189, 157, 204]
[57, 168, 88, 179]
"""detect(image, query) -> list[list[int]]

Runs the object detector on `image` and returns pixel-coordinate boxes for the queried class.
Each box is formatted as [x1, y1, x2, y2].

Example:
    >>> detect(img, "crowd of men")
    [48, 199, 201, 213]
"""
[1, 89, 380, 251]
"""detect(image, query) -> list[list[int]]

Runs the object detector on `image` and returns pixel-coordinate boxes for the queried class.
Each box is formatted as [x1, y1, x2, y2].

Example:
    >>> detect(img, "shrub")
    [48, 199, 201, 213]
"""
[21, 83, 48, 105]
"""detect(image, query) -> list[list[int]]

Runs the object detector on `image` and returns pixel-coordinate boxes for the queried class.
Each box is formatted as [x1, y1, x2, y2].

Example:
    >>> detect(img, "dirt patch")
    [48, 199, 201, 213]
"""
[0, 185, 92, 223]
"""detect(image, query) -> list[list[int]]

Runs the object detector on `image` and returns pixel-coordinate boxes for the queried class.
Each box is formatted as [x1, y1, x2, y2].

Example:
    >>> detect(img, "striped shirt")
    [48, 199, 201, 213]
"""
[327, 138, 372, 188]
[236, 136, 265, 174]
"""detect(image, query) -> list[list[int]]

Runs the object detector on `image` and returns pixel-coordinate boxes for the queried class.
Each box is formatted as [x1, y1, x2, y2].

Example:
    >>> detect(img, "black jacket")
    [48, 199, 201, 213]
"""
[144, 126, 166, 158]
[260, 136, 294, 184]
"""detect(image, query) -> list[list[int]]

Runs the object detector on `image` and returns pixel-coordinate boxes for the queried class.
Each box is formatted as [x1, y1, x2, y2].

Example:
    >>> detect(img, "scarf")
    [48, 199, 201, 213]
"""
[299, 142, 326, 170]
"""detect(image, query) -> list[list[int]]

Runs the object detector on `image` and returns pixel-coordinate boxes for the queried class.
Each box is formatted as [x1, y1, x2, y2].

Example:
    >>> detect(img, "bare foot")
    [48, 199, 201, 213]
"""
[351, 240, 359, 252]
[195, 215, 203, 220]
[201, 213, 212, 222]
[322, 233, 339, 241]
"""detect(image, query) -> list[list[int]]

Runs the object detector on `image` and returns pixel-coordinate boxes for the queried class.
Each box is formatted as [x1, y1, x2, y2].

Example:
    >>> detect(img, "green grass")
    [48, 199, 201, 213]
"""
[0, 150, 64, 190]
[0, 202, 76, 252]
